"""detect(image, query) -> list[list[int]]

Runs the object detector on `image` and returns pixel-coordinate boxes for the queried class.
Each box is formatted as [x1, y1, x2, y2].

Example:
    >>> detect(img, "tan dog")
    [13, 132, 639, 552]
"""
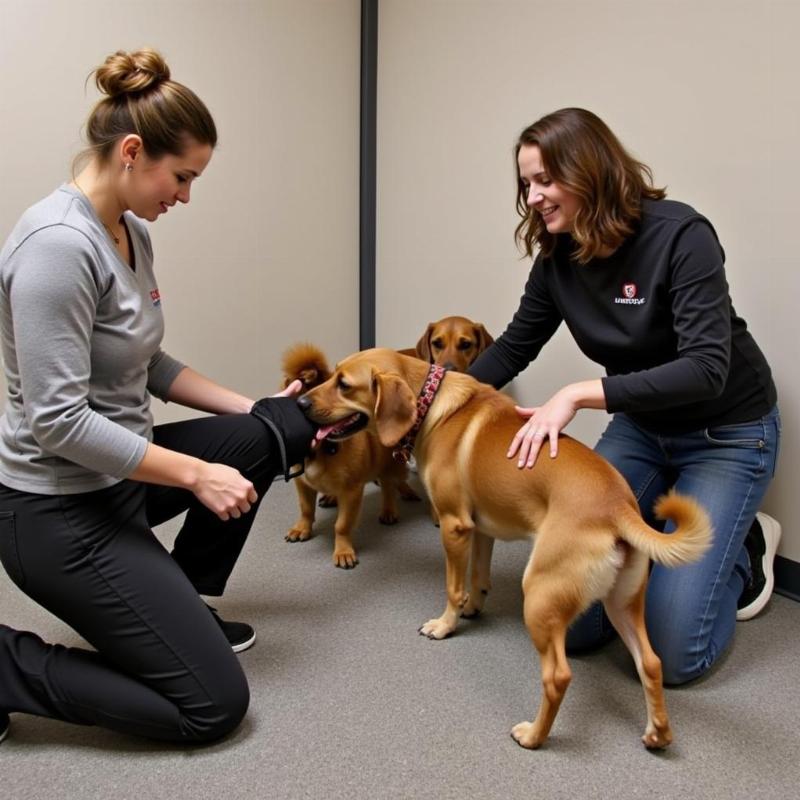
[281, 343, 419, 568]
[399, 315, 494, 372]
[297, 348, 713, 750]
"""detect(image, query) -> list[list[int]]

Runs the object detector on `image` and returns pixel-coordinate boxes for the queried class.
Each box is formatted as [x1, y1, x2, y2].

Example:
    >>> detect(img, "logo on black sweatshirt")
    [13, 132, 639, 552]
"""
[615, 282, 646, 305]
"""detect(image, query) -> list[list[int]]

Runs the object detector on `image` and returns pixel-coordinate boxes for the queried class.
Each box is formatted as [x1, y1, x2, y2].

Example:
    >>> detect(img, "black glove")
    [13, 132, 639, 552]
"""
[250, 396, 317, 481]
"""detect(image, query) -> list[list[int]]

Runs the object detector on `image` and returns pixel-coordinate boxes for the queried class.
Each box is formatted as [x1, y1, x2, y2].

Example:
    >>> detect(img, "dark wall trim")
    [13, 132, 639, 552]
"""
[776, 555, 800, 603]
[359, 0, 378, 349]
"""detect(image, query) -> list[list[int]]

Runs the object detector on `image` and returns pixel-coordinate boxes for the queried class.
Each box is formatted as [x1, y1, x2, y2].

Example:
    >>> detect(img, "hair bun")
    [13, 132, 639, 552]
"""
[94, 48, 171, 99]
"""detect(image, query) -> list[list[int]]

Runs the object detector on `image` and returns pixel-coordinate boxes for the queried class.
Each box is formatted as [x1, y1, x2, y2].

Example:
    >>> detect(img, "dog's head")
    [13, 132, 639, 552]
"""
[281, 343, 332, 393]
[415, 316, 494, 372]
[297, 348, 424, 448]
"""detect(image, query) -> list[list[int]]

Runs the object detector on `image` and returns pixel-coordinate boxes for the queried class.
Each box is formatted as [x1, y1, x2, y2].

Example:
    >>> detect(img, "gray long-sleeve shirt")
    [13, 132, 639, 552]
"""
[0, 185, 185, 494]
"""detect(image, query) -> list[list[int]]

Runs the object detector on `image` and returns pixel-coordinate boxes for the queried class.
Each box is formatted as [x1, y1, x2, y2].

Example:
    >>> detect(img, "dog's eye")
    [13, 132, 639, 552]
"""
[431, 339, 444, 350]
[457, 340, 473, 351]
[337, 376, 350, 391]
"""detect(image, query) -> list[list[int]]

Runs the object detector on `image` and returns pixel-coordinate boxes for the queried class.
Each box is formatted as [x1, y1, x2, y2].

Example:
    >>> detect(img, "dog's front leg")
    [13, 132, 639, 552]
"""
[332, 484, 366, 569]
[419, 515, 473, 639]
[286, 478, 317, 542]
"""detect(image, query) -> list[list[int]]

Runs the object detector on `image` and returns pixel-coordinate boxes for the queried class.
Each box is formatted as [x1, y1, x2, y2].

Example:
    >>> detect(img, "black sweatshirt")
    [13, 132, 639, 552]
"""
[469, 199, 776, 435]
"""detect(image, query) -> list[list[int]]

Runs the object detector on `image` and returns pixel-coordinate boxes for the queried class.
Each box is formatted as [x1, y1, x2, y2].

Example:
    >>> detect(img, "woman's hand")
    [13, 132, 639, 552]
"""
[266, 378, 318, 451]
[129, 442, 261, 521]
[191, 461, 258, 521]
[273, 379, 303, 399]
[507, 379, 606, 468]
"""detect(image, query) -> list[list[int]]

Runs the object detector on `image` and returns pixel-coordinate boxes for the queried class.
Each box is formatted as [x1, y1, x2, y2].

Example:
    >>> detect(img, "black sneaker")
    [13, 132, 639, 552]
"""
[206, 604, 256, 653]
[737, 512, 782, 621]
[0, 712, 9, 745]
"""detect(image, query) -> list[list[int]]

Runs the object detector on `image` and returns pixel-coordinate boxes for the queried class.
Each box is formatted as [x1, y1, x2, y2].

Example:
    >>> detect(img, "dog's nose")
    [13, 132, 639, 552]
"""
[443, 362, 456, 372]
[296, 395, 312, 412]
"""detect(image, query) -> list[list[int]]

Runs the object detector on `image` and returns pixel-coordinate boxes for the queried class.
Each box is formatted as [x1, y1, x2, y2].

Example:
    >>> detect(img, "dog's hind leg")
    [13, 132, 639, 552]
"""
[397, 479, 421, 502]
[603, 564, 673, 749]
[462, 532, 495, 618]
[378, 478, 400, 525]
[419, 514, 474, 639]
[512, 568, 577, 749]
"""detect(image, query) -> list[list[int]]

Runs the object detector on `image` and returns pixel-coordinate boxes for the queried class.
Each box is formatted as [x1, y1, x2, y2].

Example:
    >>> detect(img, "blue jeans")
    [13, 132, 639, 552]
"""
[566, 406, 781, 685]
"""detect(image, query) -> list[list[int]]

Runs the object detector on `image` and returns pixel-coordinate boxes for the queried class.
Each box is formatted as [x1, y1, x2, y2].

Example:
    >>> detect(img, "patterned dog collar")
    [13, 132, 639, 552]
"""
[392, 364, 446, 464]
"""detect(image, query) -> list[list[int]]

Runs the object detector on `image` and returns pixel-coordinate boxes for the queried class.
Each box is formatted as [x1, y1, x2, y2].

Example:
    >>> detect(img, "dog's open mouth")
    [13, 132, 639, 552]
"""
[314, 412, 368, 442]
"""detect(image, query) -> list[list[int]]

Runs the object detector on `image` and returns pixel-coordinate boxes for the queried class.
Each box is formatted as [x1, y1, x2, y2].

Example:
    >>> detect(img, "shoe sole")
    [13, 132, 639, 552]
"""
[231, 631, 257, 653]
[737, 513, 782, 621]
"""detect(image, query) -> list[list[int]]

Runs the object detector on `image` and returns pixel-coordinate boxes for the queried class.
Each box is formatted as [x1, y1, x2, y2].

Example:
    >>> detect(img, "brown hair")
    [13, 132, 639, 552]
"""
[77, 48, 217, 168]
[514, 108, 665, 264]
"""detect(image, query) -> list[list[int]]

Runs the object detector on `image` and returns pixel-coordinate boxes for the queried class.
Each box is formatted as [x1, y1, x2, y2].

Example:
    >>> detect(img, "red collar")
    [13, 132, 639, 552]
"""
[392, 364, 446, 464]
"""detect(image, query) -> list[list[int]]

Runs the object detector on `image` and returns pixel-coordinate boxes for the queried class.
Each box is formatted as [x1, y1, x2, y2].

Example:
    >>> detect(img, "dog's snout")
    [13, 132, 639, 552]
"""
[443, 362, 456, 372]
[296, 395, 312, 413]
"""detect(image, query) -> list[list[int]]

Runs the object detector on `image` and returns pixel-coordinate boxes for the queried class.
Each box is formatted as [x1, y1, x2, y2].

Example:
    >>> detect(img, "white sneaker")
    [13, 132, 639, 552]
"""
[737, 512, 782, 621]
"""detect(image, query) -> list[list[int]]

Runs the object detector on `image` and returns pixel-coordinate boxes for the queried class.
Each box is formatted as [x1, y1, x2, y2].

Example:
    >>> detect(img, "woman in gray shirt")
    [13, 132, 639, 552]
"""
[0, 48, 314, 744]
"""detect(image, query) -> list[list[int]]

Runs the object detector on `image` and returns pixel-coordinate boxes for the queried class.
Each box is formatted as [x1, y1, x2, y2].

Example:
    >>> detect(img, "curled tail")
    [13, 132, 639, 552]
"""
[281, 343, 332, 391]
[617, 490, 713, 567]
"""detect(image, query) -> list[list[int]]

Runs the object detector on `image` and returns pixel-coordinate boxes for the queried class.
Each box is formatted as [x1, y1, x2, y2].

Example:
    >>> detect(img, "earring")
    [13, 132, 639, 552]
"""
[125, 163, 133, 172]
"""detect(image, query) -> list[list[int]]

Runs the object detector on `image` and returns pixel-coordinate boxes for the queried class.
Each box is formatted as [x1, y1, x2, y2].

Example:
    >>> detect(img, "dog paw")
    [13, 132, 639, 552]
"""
[399, 487, 422, 502]
[461, 590, 487, 618]
[641, 724, 672, 750]
[418, 618, 454, 639]
[333, 550, 359, 569]
[285, 527, 312, 542]
[510, 721, 545, 750]
[318, 495, 337, 508]
[378, 510, 399, 525]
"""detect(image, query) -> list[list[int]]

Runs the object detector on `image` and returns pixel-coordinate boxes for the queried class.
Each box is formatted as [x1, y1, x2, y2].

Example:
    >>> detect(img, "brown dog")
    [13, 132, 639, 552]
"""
[281, 343, 419, 568]
[297, 348, 713, 749]
[399, 315, 494, 372]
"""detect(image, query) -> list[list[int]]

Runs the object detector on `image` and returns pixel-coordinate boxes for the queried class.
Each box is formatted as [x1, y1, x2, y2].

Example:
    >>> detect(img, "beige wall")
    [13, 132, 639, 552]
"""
[2, 0, 797, 563]
[0, 0, 361, 420]
[376, 0, 800, 561]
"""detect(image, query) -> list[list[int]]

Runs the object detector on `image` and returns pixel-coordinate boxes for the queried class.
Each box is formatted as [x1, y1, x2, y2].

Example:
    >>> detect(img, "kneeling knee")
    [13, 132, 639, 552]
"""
[659, 652, 713, 686]
[186, 674, 250, 743]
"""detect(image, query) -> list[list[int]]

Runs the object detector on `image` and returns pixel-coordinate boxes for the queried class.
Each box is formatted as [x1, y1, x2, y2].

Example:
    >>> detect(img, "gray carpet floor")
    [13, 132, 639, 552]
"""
[2, 477, 799, 800]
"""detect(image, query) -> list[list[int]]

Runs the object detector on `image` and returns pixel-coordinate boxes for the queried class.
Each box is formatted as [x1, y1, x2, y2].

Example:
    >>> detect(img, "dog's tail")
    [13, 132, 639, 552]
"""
[616, 491, 713, 567]
[281, 343, 332, 391]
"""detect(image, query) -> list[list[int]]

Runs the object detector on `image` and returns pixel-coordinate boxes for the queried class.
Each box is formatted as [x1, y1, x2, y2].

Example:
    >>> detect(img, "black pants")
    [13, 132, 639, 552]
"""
[0, 413, 283, 743]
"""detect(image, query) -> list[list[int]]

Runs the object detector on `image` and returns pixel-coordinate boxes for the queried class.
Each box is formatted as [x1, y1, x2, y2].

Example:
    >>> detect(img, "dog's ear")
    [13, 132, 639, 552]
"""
[415, 323, 435, 363]
[374, 372, 417, 447]
[474, 323, 495, 352]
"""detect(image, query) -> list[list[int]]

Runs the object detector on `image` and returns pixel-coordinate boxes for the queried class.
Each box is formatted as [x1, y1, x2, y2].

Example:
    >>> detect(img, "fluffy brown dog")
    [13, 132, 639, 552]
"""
[281, 343, 419, 568]
[399, 315, 494, 372]
[297, 348, 713, 750]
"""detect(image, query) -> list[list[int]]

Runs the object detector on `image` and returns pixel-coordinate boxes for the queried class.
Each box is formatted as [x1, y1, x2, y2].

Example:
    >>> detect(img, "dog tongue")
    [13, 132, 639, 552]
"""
[314, 414, 360, 441]
[315, 425, 337, 441]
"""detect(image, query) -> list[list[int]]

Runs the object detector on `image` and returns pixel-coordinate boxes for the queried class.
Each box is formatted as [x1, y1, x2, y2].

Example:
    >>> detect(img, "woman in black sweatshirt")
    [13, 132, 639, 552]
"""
[469, 108, 781, 684]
